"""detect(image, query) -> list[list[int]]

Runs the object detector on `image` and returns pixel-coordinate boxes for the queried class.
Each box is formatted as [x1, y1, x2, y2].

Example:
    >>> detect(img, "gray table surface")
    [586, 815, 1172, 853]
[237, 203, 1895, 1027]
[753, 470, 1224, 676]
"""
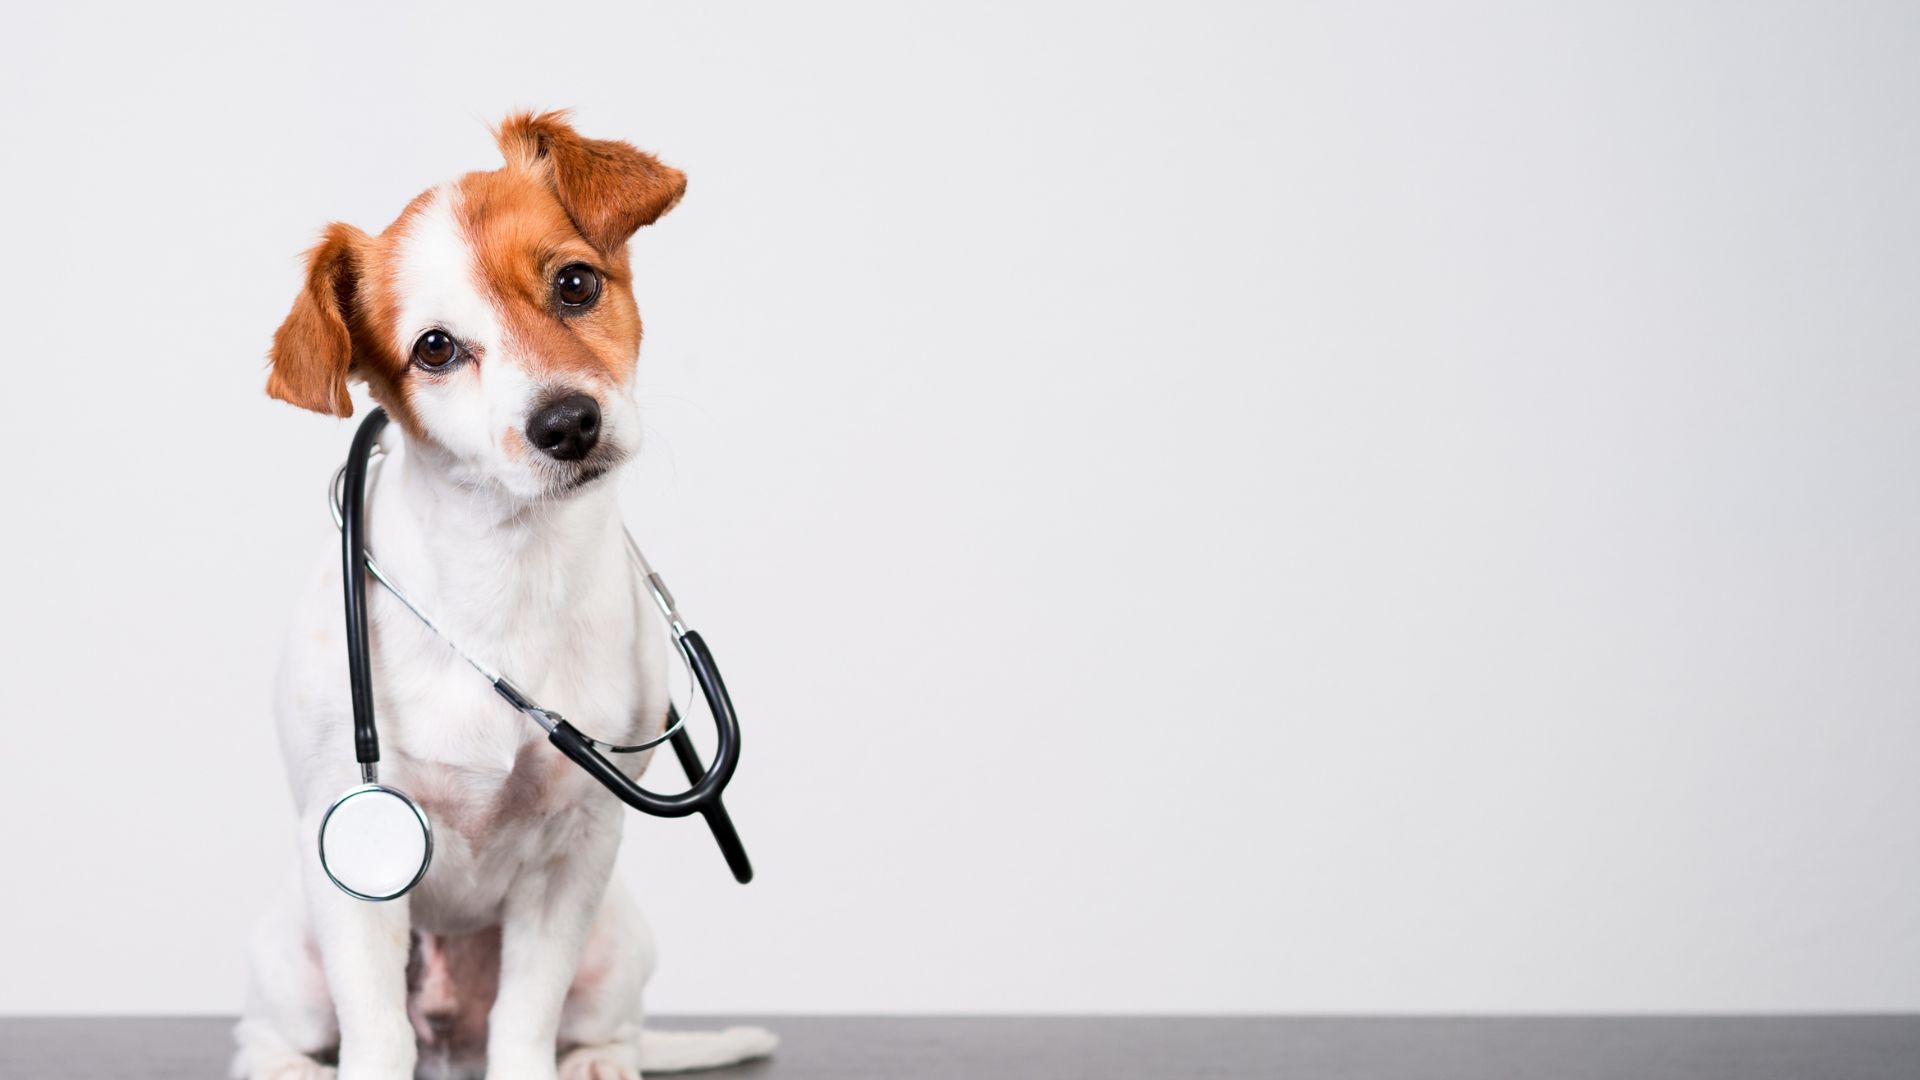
[0, 1016, 1915, 1079]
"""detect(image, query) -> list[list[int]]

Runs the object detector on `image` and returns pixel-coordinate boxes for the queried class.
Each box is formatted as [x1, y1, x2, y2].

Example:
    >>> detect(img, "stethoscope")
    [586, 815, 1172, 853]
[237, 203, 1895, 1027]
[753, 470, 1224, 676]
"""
[316, 407, 751, 902]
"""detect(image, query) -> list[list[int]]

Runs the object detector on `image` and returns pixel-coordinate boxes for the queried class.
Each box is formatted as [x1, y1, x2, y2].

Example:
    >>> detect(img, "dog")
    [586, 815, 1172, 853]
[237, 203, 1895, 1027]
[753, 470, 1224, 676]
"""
[234, 111, 775, 1080]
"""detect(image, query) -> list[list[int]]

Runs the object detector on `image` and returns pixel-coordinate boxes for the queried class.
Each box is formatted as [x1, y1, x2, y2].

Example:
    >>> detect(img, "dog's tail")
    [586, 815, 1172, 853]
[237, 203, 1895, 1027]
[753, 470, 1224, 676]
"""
[639, 1025, 779, 1073]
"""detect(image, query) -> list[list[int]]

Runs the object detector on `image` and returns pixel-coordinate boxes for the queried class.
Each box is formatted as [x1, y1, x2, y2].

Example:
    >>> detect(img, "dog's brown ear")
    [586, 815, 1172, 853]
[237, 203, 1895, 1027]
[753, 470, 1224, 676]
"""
[496, 110, 687, 253]
[267, 223, 368, 417]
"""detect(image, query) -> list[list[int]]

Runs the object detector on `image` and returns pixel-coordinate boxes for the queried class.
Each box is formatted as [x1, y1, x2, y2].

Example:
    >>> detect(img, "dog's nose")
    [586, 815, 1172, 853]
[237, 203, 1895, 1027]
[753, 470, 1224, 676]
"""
[526, 393, 601, 461]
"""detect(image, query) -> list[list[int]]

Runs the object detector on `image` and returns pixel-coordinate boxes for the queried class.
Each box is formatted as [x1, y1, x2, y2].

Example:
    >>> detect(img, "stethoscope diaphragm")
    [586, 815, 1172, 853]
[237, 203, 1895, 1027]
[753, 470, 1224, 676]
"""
[317, 783, 433, 902]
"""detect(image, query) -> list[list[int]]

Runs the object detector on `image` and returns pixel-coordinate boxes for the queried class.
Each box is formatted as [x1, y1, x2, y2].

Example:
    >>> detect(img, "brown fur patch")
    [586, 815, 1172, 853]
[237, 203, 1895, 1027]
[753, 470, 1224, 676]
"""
[454, 165, 641, 386]
[265, 192, 438, 431]
[266, 223, 365, 417]
[494, 109, 686, 253]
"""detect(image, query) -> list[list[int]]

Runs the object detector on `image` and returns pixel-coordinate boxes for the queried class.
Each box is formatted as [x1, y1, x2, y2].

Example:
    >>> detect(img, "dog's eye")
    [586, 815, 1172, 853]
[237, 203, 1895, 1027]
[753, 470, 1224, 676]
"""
[412, 329, 460, 370]
[554, 264, 601, 309]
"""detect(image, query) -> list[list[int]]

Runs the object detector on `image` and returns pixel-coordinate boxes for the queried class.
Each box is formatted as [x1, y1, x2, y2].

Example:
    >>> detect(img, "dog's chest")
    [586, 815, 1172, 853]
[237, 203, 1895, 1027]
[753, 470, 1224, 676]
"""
[405, 737, 588, 843]
[374, 574, 649, 766]
[403, 744, 600, 926]
[367, 587, 653, 929]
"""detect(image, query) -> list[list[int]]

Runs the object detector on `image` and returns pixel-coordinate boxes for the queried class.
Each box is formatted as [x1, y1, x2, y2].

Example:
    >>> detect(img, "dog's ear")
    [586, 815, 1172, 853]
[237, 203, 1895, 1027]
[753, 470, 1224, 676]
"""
[267, 223, 369, 417]
[495, 110, 687, 253]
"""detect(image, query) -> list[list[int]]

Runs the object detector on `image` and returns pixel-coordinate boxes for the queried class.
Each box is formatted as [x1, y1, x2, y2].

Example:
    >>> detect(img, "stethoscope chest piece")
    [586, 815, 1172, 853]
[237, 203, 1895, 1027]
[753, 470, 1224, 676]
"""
[318, 783, 432, 902]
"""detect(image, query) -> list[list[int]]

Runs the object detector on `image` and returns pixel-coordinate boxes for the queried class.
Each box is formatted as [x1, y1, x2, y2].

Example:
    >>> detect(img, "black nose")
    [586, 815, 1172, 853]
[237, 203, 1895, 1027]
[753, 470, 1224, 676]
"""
[526, 393, 601, 461]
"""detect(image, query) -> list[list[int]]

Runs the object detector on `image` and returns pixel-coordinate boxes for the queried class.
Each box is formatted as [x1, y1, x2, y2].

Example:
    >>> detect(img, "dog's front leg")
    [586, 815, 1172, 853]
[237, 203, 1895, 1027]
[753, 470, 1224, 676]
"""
[485, 820, 621, 1079]
[304, 862, 417, 1079]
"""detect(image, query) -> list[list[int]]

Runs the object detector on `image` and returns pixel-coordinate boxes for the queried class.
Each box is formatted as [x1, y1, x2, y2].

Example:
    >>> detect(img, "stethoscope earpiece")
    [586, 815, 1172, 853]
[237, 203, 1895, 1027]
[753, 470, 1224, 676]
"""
[317, 782, 433, 902]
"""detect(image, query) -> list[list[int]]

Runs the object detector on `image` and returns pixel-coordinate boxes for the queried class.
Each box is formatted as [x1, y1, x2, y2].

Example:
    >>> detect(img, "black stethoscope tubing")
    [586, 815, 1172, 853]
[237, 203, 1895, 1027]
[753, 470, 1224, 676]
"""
[340, 407, 751, 883]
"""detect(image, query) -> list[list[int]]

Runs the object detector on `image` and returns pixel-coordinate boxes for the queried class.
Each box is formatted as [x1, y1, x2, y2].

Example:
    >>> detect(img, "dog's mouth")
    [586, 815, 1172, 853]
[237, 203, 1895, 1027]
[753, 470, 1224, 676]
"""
[562, 463, 612, 492]
[545, 442, 627, 495]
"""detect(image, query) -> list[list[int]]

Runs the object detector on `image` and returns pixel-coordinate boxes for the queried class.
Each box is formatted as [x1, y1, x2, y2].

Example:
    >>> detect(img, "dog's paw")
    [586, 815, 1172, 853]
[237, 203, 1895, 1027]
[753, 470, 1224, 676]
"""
[559, 1042, 642, 1080]
[251, 1060, 337, 1080]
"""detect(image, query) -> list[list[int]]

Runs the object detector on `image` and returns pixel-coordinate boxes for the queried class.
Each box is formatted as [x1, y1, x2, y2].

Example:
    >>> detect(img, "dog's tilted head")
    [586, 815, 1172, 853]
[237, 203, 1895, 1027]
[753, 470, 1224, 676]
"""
[266, 110, 686, 501]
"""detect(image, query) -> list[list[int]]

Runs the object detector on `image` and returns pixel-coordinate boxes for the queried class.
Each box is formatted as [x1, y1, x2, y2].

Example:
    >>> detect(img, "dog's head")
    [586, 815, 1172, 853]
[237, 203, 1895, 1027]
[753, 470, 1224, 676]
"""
[266, 111, 685, 501]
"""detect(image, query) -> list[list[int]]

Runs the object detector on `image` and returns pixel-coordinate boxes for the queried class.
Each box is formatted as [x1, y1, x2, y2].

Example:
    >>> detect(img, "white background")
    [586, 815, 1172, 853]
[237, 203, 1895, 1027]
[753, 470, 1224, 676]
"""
[2, 1, 1917, 1016]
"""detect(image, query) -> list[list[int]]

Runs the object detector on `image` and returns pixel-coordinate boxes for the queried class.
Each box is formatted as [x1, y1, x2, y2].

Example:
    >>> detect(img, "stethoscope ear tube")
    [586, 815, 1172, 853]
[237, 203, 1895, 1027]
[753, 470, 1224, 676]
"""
[670, 725, 753, 884]
[342, 407, 391, 768]
[544, 629, 751, 882]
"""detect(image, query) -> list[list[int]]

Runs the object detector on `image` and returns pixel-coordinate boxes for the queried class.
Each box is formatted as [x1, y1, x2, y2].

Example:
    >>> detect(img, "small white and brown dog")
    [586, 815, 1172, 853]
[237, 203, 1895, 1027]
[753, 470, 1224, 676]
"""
[235, 111, 774, 1080]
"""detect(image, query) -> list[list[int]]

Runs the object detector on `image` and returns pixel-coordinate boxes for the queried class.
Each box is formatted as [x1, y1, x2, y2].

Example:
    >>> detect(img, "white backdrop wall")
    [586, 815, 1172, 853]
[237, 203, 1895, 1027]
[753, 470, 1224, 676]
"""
[2, 1, 1917, 1015]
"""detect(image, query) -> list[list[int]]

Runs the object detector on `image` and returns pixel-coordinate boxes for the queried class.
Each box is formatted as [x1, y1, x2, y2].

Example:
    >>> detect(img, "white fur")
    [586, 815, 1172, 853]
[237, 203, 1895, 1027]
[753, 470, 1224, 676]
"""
[235, 195, 771, 1079]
